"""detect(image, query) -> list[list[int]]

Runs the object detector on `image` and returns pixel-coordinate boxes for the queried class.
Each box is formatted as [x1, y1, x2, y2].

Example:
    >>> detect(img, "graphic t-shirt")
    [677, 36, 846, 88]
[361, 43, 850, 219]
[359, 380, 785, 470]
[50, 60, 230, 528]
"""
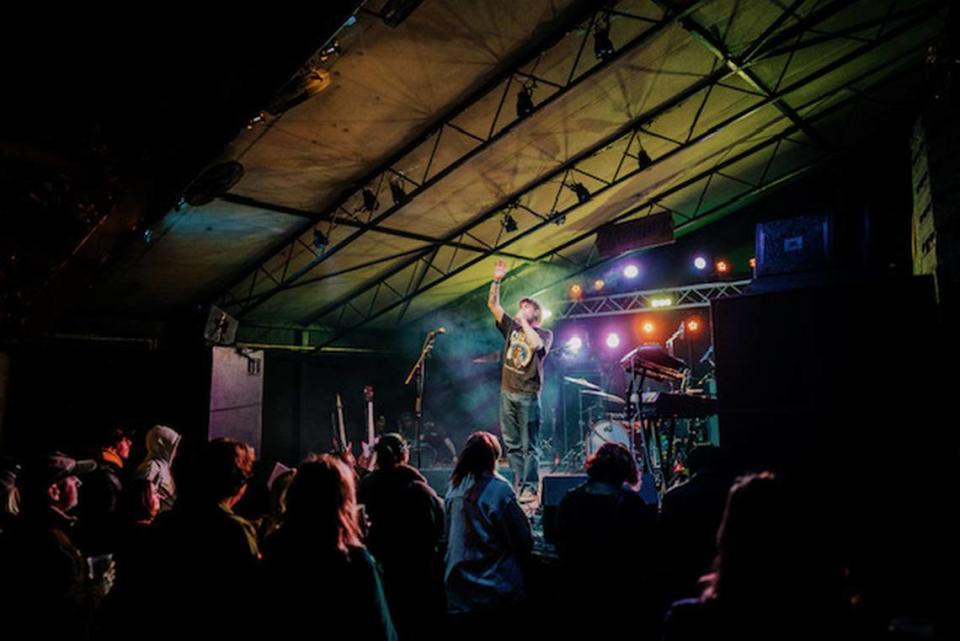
[497, 315, 553, 395]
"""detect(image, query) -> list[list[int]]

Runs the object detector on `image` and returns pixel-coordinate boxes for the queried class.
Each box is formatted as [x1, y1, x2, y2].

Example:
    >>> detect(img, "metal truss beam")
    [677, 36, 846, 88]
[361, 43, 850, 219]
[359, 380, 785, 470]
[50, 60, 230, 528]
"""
[654, 0, 831, 148]
[218, 192, 535, 261]
[758, 1, 940, 60]
[218, 0, 708, 316]
[535, 11, 940, 265]
[556, 280, 752, 319]
[303, 8, 934, 336]
[315, 94, 853, 343]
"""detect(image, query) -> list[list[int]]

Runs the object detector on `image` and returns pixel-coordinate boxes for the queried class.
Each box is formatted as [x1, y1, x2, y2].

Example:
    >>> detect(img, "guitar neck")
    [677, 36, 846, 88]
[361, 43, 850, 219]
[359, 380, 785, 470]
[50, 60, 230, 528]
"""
[367, 401, 375, 442]
[336, 394, 347, 452]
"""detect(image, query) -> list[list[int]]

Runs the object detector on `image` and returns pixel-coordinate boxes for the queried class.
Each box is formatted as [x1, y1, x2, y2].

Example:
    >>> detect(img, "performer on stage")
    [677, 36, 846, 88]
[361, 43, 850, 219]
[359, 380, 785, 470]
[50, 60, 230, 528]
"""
[488, 259, 553, 503]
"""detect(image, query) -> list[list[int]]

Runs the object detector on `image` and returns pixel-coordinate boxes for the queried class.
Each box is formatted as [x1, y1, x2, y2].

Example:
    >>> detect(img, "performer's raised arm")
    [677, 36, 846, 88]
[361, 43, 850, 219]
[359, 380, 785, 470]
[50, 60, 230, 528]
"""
[488, 259, 506, 324]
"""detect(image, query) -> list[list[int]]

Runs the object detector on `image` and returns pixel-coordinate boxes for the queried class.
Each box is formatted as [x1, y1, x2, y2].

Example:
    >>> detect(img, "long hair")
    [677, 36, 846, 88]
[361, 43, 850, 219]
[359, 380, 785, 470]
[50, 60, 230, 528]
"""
[451, 431, 501, 488]
[284, 454, 362, 554]
[704, 472, 794, 602]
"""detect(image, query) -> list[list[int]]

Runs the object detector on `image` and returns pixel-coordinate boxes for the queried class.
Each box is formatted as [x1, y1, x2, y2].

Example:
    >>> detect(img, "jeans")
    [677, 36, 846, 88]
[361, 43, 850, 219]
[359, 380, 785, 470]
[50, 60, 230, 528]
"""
[499, 390, 541, 492]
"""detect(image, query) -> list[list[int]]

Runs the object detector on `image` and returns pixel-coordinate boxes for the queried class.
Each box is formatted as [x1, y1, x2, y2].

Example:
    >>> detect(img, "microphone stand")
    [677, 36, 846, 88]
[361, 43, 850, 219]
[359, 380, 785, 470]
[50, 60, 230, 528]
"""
[404, 331, 440, 469]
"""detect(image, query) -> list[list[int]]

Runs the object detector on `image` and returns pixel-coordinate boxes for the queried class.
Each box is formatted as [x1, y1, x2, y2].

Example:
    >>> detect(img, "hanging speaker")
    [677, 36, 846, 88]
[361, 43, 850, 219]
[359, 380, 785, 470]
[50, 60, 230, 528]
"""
[755, 215, 832, 277]
[203, 305, 239, 346]
[596, 212, 675, 257]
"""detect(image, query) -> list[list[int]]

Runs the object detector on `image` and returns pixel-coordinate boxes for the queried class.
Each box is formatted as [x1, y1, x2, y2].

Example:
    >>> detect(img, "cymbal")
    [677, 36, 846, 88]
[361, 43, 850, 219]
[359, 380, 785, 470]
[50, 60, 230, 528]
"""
[563, 376, 600, 390]
[580, 389, 626, 404]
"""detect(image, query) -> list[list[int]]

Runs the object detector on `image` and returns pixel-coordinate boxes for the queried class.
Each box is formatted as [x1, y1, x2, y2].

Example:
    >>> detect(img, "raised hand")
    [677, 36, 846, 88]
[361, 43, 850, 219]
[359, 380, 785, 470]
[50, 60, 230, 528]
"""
[493, 259, 507, 281]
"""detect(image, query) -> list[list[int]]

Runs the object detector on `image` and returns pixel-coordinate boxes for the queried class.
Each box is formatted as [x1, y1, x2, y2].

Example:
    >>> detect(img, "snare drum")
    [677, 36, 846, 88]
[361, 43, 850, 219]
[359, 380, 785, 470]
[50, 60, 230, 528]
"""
[586, 419, 632, 456]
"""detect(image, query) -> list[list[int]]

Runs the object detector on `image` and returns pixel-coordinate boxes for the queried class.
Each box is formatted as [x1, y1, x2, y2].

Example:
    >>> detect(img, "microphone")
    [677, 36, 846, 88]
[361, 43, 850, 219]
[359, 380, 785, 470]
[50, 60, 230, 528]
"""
[699, 345, 714, 364]
[428, 326, 446, 338]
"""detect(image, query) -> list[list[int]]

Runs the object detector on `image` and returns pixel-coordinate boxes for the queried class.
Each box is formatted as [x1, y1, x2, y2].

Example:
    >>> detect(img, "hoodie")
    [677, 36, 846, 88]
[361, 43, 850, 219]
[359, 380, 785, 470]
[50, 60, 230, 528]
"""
[135, 425, 181, 513]
[358, 464, 444, 568]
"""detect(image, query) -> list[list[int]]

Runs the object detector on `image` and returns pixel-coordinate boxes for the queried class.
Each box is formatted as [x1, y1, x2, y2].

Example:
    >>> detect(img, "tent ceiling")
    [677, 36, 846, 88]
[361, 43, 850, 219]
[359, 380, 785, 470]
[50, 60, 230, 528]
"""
[84, 0, 945, 343]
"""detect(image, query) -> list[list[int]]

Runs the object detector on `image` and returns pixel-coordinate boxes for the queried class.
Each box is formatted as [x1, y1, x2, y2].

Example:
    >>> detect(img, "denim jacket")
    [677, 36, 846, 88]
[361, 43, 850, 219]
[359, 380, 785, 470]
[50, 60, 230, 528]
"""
[444, 471, 533, 613]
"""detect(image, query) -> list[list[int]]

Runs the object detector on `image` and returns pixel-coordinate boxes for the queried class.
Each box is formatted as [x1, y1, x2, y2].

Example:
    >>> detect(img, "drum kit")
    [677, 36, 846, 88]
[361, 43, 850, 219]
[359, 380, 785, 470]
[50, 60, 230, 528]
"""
[562, 375, 641, 464]
[560, 341, 718, 494]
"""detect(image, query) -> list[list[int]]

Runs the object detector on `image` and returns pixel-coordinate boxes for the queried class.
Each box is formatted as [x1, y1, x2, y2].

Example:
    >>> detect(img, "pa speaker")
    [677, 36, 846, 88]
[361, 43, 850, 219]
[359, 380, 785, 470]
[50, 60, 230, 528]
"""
[203, 305, 239, 346]
[541, 473, 587, 544]
[755, 215, 831, 277]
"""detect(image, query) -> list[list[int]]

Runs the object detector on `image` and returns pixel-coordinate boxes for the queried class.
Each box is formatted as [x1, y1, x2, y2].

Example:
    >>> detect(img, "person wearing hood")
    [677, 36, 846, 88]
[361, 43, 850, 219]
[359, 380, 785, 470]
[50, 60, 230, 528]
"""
[358, 432, 444, 641]
[135, 425, 180, 513]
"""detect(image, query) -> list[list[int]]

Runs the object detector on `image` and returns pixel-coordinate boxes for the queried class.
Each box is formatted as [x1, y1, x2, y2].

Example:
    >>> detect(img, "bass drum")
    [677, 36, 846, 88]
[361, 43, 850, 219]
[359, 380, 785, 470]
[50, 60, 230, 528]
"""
[586, 419, 632, 456]
[415, 431, 455, 468]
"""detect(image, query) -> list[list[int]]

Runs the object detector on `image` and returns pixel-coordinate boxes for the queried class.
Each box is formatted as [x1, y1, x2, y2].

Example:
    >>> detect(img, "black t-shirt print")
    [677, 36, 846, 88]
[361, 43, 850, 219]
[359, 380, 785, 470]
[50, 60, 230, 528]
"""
[496, 315, 553, 395]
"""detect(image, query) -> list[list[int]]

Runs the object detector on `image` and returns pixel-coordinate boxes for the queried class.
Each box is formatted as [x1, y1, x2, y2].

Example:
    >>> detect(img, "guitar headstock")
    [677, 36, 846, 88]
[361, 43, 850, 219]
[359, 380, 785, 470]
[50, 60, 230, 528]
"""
[363, 384, 374, 402]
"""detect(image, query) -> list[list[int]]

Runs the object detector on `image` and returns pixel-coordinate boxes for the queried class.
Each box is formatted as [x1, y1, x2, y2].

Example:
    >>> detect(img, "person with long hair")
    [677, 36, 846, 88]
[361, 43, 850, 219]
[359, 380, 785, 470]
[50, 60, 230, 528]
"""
[262, 454, 396, 640]
[444, 431, 533, 637]
[663, 472, 851, 641]
[256, 467, 295, 543]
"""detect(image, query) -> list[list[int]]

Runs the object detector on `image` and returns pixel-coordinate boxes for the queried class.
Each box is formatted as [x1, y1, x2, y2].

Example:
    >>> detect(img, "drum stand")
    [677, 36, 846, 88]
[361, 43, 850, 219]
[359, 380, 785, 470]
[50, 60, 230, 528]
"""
[626, 368, 664, 492]
[561, 390, 594, 470]
[556, 389, 601, 471]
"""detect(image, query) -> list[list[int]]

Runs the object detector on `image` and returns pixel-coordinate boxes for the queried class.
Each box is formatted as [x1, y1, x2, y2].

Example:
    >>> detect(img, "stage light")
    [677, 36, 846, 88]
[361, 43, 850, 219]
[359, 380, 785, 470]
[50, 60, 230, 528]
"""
[694, 256, 707, 270]
[594, 20, 615, 61]
[749, 257, 757, 269]
[542, 308, 552, 321]
[516, 84, 534, 118]
[319, 40, 341, 62]
[570, 284, 583, 298]
[642, 322, 655, 334]
[651, 297, 672, 308]
[687, 319, 700, 332]
[716, 260, 730, 274]
[502, 213, 518, 233]
[313, 227, 329, 252]
[567, 182, 591, 204]
[606, 333, 620, 348]
[636, 146, 653, 170]
[361, 188, 380, 212]
[623, 264, 639, 279]
[245, 111, 266, 130]
[389, 179, 407, 206]
[593, 279, 605, 291]
[566, 336, 583, 353]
